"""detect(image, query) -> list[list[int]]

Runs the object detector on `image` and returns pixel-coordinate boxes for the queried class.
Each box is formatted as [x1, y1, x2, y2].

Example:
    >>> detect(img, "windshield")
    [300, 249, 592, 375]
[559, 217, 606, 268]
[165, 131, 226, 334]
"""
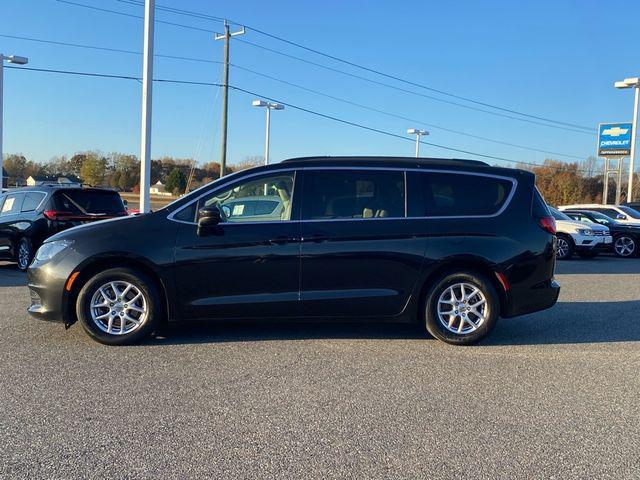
[583, 211, 616, 225]
[549, 207, 572, 221]
[619, 206, 640, 219]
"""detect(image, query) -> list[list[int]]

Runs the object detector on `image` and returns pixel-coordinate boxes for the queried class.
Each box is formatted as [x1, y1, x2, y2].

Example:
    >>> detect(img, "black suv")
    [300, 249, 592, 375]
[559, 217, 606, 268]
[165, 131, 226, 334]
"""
[0, 185, 127, 270]
[563, 209, 640, 257]
[26, 157, 560, 346]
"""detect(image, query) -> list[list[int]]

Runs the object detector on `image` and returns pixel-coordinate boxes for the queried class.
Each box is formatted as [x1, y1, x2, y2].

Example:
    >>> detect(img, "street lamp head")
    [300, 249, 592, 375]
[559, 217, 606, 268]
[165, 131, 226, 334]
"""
[6, 55, 28, 65]
[615, 81, 630, 89]
[270, 103, 285, 110]
[623, 77, 640, 87]
[252, 99, 268, 107]
[407, 128, 429, 135]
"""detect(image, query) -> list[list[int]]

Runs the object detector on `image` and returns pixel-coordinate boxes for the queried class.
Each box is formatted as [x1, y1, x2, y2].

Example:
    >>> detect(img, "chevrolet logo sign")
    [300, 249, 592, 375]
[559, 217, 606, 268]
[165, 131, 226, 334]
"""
[602, 127, 629, 137]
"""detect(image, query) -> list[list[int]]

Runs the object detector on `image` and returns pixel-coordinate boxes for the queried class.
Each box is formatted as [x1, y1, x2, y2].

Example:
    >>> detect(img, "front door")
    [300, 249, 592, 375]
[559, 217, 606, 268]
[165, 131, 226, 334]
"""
[173, 170, 301, 319]
[299, 168, 425, 318]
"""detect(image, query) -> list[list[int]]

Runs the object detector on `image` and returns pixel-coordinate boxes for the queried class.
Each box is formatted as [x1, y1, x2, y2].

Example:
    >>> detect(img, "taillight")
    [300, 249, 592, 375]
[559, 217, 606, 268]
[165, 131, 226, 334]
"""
[538, 216, 556, 234]
[44, 210, 73, 220]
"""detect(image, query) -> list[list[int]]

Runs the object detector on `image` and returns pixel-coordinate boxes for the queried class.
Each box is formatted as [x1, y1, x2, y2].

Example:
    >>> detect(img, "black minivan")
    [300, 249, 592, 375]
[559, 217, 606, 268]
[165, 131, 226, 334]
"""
[0, 185, 128, 270]
[27, 157, 560, 346]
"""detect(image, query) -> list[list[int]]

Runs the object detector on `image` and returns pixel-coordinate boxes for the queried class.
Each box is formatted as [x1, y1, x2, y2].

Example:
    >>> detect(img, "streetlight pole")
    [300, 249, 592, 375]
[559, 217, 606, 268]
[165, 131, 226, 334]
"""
[407, 128, 429, 158]
[615, 77, 640, 202]
[0, 54, 28, 192]
[252, 100, 285, 165]
[215, 21, 245, 178]
[139, 0, 154, 213]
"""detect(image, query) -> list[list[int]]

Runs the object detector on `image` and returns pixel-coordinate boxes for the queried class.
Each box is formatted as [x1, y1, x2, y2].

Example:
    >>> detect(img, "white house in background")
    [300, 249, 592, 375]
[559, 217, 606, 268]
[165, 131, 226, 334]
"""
[27, 175, 81, 186]
[149, 180, 172, 196]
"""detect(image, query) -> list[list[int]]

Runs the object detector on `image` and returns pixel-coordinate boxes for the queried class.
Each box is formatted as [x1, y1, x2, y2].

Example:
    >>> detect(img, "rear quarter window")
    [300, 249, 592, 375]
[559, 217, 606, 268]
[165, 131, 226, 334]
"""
[408, 171, 514, 217]
[21, 192, 47, 212]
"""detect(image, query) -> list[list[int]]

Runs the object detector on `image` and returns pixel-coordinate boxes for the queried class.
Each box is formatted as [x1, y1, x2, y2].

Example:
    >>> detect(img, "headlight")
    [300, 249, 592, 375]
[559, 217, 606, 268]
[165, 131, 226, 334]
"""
[576, 228, 594, 236]
[35, 240, 74, 262]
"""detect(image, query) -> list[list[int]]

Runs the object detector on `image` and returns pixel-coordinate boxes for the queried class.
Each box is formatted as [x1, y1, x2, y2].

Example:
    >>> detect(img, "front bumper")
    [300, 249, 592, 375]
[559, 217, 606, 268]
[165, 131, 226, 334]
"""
[27, 257, 75, 324]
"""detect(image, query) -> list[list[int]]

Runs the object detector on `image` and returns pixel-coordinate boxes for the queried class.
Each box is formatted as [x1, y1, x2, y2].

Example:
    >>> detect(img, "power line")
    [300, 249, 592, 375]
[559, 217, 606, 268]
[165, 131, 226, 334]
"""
[56, 0, 595, 135]
[3, 32, 588, 158]
[6, 64, 596, 172]
[113, 0, 595, 132]
[0, 33, 221, 65]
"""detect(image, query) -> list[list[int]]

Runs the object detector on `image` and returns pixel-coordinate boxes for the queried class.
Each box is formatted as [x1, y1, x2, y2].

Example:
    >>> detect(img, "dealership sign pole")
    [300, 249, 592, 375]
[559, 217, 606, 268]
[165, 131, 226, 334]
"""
[598, 122, 633, 204]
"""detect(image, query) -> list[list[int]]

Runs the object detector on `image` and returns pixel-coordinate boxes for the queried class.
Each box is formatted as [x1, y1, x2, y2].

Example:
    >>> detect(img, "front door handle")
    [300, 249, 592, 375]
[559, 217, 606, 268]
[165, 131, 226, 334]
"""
[268, 235, 300, 245]
[302, 233, 329, 243]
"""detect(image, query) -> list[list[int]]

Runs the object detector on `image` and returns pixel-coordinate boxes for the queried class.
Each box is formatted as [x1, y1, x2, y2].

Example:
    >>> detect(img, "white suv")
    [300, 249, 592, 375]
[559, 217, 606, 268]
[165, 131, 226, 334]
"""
[559, 204, 640, 226]
[549, 207, 611, 259]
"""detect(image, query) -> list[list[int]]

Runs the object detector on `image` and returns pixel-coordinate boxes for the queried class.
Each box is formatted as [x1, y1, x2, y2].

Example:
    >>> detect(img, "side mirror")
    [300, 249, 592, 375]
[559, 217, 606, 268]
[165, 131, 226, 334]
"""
[197, 207, 221, 235]
[617, 214, 627, 220]
[123, 199, 128, 207]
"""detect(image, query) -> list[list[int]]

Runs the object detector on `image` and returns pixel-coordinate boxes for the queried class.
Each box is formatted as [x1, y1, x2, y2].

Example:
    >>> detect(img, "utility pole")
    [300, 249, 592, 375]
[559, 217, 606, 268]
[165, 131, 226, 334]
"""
[215, 21, 245, 178]
[0, 54, 28, 192]
[139, 0, 155, 213]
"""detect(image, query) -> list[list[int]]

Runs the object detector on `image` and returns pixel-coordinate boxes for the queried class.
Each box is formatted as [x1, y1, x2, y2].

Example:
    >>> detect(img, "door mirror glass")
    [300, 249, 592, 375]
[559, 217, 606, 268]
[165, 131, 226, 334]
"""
[616, 214, 627, 220]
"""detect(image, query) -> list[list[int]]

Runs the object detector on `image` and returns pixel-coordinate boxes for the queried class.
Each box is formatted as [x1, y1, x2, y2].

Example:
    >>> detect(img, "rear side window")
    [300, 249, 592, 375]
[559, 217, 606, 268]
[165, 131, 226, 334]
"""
[591, 208, 620, 219]
[408, 172, 514, 217]
[52, 190, 126, 214]
[302, 170, 405, 220]
[21, 192, 46, 212]
[532, 188, 550, 218]
[0, 193, 24, 216]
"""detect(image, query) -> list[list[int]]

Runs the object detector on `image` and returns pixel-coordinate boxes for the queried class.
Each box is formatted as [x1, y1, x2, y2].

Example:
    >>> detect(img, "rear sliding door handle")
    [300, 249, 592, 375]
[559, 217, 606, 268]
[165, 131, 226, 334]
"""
[302, 233, 329, 243]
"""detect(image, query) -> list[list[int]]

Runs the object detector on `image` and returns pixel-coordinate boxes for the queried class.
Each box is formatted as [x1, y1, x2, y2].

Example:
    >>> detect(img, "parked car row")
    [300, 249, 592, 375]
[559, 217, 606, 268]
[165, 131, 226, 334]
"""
[549, 203, 640, 260]
[0, 185, 129, 270]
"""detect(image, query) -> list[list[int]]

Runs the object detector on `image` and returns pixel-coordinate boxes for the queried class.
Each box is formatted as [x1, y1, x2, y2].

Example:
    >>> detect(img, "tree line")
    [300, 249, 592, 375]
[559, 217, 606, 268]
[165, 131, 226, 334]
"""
[2, 152, 264, 195]
[3, 152, 637, 205]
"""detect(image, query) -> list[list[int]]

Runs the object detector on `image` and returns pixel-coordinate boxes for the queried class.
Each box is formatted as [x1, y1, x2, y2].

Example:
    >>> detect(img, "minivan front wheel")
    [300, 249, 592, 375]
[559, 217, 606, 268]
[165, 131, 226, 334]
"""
[424, 272, 499, 345]
[76, 268, 160, 345]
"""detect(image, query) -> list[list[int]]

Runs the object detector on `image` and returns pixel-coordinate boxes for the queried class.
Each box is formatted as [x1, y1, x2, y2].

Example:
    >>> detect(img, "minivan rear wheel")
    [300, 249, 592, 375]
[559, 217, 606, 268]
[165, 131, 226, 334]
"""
[424, 272, 499, 345]
[76, 268, 161, 345]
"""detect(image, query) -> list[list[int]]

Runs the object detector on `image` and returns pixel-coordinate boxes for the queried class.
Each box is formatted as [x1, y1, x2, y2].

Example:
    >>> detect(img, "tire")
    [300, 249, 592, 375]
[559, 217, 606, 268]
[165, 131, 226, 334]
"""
[613, 235, 637, 258]
[16, 237, 34, 271]
[555, 234, 574, 260]
[76, 267, 161, 345]
[424, 272, 499, 346]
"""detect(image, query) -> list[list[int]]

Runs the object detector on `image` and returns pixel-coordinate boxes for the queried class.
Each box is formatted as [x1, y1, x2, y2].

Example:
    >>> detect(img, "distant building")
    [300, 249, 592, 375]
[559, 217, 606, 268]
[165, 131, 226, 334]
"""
[27, 174, 82, 186]
[149, 180, 172, 196]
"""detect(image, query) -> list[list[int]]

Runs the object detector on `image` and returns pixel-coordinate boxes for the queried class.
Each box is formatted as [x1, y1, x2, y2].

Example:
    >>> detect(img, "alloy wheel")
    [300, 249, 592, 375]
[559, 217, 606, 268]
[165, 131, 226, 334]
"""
[89, 281, 148, 335]
[437, 282, 488, 335]
[17, 241, 31, 270]
[615, 236, 636, 257]
[556, 237, 570, 259]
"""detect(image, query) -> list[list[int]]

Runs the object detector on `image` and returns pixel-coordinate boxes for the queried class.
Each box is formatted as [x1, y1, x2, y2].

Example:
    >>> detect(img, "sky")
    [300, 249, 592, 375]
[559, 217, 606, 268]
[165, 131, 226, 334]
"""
[1, 0, 639, 170]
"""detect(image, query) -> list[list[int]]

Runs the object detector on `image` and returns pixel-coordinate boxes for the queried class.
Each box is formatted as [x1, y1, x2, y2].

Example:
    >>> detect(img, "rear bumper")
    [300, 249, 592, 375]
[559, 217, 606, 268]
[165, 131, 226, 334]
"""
[502, 278, 560, 318]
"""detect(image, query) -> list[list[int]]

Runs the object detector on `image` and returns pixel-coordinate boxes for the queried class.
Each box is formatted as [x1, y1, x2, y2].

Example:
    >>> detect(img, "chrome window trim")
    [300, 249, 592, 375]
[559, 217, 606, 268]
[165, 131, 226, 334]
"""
[167, 165, 518, 225]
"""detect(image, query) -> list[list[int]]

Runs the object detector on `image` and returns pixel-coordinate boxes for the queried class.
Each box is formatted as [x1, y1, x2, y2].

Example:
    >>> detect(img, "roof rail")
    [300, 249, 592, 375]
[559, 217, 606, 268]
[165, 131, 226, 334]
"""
[281, 155, 489, 166]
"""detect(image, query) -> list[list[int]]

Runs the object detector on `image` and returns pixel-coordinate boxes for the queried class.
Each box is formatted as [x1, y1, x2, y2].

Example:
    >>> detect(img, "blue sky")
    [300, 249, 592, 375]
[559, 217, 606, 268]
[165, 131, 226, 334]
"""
[1, 0, 639, 169]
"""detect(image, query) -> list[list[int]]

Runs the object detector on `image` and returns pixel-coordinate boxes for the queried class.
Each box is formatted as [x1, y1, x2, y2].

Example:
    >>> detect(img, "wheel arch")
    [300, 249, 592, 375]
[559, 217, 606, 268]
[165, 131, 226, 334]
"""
[414, 256, 508, 323]
[63, 253, 171, 328]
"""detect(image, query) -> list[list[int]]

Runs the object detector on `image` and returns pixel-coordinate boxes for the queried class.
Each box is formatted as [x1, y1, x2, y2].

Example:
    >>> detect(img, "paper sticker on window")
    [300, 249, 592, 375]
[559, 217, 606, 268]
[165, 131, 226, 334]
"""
[1, 197, 15, 213]
[232, 204, 245, 216]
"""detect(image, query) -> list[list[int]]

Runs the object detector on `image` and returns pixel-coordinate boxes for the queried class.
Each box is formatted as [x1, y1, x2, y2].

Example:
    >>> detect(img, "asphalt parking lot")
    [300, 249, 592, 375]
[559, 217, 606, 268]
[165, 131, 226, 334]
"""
[1, 257, 639, 479]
